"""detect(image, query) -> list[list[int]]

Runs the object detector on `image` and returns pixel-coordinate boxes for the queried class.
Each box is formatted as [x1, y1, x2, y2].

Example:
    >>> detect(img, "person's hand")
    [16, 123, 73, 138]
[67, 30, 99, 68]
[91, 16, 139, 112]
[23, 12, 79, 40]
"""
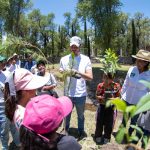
[71, 69, 79, 75]
[71, 69, 81, 79]
[96, 95, 105, 104]
[41, 86, 48, 91]
[63, 69, 81, 79]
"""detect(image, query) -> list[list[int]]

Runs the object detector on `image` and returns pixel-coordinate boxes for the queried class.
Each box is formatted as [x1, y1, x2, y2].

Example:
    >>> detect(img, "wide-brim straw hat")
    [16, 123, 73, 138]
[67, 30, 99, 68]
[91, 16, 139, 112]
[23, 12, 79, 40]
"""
[132, 49, 150, 62]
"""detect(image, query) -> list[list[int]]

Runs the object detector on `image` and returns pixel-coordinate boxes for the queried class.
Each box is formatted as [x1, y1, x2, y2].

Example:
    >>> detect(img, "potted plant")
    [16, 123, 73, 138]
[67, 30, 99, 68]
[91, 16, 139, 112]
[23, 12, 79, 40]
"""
[100, 48, 120, 103]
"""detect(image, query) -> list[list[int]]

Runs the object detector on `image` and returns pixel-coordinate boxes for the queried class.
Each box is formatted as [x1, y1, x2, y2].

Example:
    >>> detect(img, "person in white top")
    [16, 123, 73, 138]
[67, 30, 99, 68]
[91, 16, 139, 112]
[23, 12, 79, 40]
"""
[0, 55, 21, 149]
[4, 68, 49, 130]
[36, 60, 58, 97]
[121, 49, 150, 136]
[7, 53, 20, 73]
[59, 36, 93, 138]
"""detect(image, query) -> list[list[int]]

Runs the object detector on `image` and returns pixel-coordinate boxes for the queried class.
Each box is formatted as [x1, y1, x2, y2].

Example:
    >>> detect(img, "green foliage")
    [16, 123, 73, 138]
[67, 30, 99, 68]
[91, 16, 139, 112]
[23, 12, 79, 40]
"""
[134, 94, 150, 116]
[106, 81, 150, 148]
[100, 48, 120, 77]
[88, 0, 122, 50]
[106, 98, 126, 112]
[116, 127, 126, 143]
[0, 35, 52, 67]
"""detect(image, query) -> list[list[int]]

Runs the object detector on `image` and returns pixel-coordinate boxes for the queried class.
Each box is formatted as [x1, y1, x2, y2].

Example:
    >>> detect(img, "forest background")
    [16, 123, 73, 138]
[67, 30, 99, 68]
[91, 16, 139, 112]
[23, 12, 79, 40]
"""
[0, 0, 150, 60]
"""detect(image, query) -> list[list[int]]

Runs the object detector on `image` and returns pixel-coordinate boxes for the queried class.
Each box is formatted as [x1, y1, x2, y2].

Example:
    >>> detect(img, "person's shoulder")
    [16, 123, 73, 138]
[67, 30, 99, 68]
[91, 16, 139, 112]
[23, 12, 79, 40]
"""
[145, 69, 150, 75]
[97, 82, 104, 88]
[129, 66, 136, 70]
[60, 54, 70, 61]
[58, 135, 81, 150]
[127, 66, 137, 73]
[80, 54, 90, 60]
[2, 70, 10, 77]
[60, 54, 70, 62]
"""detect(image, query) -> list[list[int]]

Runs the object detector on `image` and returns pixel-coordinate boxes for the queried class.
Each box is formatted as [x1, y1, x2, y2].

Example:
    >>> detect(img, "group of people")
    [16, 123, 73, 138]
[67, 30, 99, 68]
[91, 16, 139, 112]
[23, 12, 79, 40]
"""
[0, 35, 150, 149]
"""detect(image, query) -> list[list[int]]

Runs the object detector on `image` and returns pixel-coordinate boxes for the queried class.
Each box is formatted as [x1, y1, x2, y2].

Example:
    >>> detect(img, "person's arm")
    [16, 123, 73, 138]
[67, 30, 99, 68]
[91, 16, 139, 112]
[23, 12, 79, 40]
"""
[75, 57, 93, 81]
[42, 73, 57, 91]
[114, 82, 121, 97]
[78, 69, 93, 81]
[121, 68, 131, 96]
[59, 58, 64, 72]
[42, 84, 56, 91]
[96, 83, 105, 104]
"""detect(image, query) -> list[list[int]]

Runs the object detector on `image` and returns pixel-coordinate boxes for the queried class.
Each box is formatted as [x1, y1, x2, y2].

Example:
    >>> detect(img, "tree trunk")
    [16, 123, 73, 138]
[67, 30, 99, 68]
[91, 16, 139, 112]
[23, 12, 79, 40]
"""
[132, 19, 137, 55]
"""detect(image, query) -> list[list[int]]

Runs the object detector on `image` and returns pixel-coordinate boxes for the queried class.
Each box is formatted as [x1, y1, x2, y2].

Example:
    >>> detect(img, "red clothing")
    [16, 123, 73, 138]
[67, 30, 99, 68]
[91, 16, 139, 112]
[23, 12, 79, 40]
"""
[95, 81, 121, 139]
[96, 81, 121, 99]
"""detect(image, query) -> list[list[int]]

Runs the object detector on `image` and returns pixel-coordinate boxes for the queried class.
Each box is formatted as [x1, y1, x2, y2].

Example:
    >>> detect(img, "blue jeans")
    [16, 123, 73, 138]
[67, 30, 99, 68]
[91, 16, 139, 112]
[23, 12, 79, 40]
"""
[65, 96, 86, 133]
[0, 103, 20, 150]
[0, 114, 9, 150]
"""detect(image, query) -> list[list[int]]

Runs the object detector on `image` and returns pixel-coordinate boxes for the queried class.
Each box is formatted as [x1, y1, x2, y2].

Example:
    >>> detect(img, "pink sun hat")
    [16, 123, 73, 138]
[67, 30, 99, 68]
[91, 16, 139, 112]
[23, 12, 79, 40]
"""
[14, 68, 49, 91]
[22, 94, 73, 134]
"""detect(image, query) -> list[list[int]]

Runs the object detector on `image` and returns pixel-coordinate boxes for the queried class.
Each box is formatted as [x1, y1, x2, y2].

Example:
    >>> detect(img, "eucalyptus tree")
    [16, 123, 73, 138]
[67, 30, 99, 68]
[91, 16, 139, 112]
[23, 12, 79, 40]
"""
[64, 12, 72, 37]
[39, 13, 56, 57]
[4, 0, 32, 36]
[28, 9, 41, 46]
[133, 13, 150, 50]
[0, 0, 9, 41]
[114, 12, 130, 56]
[88, 0, 122, 52]
[77, 0, 91, 56]
[64, 12, 80, 37]
[131, 19, 137, 56]
[57, 25, 68, 56]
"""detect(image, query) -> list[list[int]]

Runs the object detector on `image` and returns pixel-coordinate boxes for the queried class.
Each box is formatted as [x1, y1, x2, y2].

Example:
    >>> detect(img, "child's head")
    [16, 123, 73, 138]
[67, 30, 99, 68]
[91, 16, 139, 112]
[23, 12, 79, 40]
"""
[20, 94, 73, 149]
[4, 68, 49, 121]
[102, 73, 113, 85]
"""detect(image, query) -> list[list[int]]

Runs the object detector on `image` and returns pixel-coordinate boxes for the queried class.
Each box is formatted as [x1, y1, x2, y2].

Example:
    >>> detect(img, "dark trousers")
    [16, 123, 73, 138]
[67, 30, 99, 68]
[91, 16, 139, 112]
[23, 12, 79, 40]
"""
[95, 104, 114, 139]
[122, 101, 139, 135]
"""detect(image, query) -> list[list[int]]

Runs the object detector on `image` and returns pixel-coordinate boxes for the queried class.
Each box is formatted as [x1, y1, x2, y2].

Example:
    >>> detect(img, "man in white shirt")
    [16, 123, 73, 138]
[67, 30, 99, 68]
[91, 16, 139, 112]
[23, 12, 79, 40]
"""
[59, 36, 93, 138]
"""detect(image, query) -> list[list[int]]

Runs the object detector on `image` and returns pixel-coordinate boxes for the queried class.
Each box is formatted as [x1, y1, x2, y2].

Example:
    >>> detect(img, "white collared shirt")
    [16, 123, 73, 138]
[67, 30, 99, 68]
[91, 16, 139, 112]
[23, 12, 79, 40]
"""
[121, 66, 150, 104]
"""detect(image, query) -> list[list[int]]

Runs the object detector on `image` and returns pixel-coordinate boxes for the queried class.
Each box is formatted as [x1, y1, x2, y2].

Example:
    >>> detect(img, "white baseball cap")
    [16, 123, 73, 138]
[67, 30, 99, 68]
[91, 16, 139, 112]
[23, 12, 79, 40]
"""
[70, 36, 81, 47]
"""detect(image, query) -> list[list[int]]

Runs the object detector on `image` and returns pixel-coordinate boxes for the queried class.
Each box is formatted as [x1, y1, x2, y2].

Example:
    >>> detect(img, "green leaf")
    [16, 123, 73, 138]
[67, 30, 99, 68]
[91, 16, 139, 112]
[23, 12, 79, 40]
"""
[129, 135, 139, 142]
[71, 52, 75, 59]
[143, 136, 148, 148]
[134, 94, 150, 116]
[99, 48, 120, 75]
[125, 105, 136, 117]
[116, 127, 125, 144]
[106, 98, 127, 112]
[130, 125, 143, 135]
[139, 80, 150, 88]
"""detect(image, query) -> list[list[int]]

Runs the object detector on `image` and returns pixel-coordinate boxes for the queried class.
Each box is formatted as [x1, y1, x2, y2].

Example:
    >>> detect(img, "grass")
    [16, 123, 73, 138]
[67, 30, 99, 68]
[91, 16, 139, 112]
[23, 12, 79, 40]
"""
[48, 63, 131, 71]
[48, 63, 131, 82]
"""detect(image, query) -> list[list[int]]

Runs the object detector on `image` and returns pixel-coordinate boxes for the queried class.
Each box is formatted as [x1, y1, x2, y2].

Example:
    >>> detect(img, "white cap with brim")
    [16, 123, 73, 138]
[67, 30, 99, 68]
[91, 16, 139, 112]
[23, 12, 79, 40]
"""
[132, 49, 150, 62]
[70, 36, 81, 47]
[13, 53, 18, 56]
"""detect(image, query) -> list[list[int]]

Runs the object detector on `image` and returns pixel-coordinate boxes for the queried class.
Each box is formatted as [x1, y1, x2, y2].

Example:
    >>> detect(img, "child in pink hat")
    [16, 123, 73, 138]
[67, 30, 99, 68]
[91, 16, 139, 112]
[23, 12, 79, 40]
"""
[4, 68, 49, 130]
[20, 94, 81, 150]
